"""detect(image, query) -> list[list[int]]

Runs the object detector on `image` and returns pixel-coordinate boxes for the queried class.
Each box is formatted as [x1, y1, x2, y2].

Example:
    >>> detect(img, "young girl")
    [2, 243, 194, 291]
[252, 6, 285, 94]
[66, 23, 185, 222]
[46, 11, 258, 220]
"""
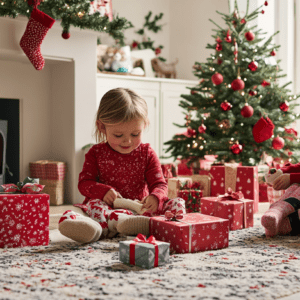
[59, 88, 186, 243]
[262, 163, 300, 237]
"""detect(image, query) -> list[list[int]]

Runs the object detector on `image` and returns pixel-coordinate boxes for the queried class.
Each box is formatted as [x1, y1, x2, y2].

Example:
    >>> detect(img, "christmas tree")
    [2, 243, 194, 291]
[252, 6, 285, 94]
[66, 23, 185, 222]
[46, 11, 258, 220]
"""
[164, 0, 300, 166]
[0, 0, 131, 43]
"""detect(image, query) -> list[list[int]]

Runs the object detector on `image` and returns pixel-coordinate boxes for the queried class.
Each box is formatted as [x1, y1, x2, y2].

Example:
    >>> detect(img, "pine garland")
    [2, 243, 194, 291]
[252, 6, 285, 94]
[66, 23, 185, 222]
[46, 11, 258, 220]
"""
[0, 0, 131, 44]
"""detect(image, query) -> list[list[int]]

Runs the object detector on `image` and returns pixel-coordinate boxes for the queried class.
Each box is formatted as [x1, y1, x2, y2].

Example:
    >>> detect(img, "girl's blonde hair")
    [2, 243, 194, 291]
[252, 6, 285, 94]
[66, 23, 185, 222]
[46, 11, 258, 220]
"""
[95, 88, 149, 143]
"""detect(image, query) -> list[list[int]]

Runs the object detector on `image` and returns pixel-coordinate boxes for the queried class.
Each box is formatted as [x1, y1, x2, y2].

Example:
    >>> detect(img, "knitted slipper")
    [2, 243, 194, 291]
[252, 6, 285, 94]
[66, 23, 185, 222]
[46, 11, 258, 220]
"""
[59, 210, 102, 243]
[116, 215, 149, 236]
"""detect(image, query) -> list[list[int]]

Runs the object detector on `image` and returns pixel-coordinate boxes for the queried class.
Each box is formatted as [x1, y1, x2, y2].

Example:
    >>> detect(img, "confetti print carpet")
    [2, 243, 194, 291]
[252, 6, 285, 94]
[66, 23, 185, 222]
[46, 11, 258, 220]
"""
[1, 216, 300, 300]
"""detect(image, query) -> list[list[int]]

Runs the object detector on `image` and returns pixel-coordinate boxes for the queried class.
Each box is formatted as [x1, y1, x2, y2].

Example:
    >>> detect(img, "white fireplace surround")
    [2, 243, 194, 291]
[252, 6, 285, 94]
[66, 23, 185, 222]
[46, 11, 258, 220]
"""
[0, 16, 98, 204]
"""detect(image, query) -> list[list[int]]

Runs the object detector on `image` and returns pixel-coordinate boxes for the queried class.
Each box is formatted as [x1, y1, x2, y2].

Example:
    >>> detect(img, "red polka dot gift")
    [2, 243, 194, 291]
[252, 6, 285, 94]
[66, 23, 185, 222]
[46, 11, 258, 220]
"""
[200, 188, 254, 231]
[0, 177, 49, 248]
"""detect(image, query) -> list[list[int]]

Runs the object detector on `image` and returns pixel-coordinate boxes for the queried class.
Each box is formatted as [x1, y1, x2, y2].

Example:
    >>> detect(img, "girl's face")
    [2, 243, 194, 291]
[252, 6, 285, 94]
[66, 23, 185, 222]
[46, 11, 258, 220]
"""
[97, 118, 145, 154]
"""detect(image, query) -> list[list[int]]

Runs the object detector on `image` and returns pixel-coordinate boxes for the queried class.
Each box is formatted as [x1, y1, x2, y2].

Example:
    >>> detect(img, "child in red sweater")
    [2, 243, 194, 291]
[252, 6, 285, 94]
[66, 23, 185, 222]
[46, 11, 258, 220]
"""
[59, 88, 186, 243]
[262, 163, 300, 237]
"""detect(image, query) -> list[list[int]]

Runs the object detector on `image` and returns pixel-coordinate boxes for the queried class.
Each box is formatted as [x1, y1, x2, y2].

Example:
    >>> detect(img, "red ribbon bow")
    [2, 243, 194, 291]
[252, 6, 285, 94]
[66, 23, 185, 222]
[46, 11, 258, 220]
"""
[130, 234, 159, 267]
[1, 183, 45, 194]
[164, 210, 184, 221]
[218, 187, 244, 200]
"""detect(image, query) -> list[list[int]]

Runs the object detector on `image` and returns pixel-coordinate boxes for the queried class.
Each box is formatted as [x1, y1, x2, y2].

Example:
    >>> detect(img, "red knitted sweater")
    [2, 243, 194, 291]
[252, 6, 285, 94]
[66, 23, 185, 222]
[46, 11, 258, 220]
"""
[78, 142, 168, 211]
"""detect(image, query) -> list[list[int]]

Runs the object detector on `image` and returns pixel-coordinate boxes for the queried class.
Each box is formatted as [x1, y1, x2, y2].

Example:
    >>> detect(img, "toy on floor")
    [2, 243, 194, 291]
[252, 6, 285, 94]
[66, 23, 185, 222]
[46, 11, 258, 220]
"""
[113, 198, 148, 215]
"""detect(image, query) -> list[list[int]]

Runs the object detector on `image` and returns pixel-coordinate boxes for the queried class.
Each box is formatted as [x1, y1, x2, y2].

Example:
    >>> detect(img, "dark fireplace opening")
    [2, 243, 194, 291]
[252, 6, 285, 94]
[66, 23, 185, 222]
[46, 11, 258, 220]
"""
[0, 98, 20, 185]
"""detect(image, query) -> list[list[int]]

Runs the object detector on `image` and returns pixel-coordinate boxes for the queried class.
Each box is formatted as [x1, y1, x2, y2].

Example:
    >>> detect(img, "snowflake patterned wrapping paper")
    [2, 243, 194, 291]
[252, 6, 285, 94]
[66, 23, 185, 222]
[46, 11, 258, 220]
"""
[119, 238, 170, 269]
[0, 194, 49, 248]
[200, 196, 254, 231]
[177, 189, 203, 213]
[210, 165, 259, 213]
[149, 213, 229, 254]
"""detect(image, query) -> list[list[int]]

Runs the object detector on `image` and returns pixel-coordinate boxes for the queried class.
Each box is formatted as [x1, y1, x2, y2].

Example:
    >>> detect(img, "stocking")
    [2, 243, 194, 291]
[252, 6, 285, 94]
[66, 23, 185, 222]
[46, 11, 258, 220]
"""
[252, 116, 274, 143]
[20, 8, 55, 70]
[261, 197, 300, 237]
[59, 210, 102, 243]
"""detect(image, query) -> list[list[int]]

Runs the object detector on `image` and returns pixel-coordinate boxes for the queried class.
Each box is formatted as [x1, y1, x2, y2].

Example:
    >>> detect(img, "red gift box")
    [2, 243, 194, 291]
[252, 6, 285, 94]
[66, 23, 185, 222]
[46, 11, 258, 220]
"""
[149, 213, 229, 254]
[210, 165, 259, 213]
[0, 193, 50, 248]
[178, 189, 203, 213]
[161, 163, 177, 179]
[200, 189, 254, 231]
[177, 159, 193, 176]
[259, 183, 269, 202]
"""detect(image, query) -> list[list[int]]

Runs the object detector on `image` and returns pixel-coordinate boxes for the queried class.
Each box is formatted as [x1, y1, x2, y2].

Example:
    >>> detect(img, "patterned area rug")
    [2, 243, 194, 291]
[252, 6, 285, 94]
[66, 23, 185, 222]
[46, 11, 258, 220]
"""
[1, 216, 300, 300]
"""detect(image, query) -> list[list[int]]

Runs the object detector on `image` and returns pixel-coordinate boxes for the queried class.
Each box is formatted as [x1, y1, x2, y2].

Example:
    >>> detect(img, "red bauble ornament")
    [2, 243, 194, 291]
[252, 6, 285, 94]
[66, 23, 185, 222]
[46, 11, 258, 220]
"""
[261, 80, 270, 87]
[241, 103, 254, 118]
[261, 10, 265, 14]
[245, 31, 255, 41]
[191, 90, 197, 95]
[217, 58, 223, 65]
[132, 41, 138, 49]
[264, 1, 268, 5]
[248, 61, 258, 71]
[279, 101, 289, 112]
[216, 37, 222, 43]
[252, 116, 275, 143]
[249, 90, 257, 96]
[187, 128, 197, 137]
[270, 50, 276, 56]
[225, 30, 232, 43]
[62, 31, 71, 39]
[231, 143, 243, 154]
[216, 43, 222, 51]
[198, 124, 206, 134]
[241, 18, 246, 24]
[155, 48, 161, 55]
[231, 78, 245, 91]
[272, 137, 285, 150]
[220, 101, 232, 111]
[211, 73, 223, 85]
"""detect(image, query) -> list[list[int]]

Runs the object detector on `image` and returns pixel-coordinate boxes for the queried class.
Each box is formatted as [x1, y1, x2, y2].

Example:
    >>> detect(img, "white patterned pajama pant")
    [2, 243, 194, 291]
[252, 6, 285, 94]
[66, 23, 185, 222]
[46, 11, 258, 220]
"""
[83, 197, 186, 238]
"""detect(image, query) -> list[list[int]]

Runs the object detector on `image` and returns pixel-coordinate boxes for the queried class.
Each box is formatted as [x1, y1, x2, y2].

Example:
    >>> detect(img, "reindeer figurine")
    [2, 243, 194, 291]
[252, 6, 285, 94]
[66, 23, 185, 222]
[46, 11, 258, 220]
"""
[151, 58, 178, 78]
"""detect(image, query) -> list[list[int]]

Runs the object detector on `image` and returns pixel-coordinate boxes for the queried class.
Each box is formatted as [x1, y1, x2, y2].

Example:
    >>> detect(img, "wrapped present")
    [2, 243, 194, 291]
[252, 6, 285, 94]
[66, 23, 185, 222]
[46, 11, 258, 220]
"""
[177, 159, 193, 176]
[191, 175, 211, 197]
[267, 186, 285, 204]
[210, 165, 259, 213]
[161, 163, 177, 179]
[200, 188, 254, 231]
[199, 155, 217, 171]
[149, 212, 229, 254]
[178, 189, 203, 213]
[259, 182, 269, 202]
[0, 178, 49, 248]
[29, 160, 67, 205]
[119, 234, 170, 269]
[168, 177, 192, 199]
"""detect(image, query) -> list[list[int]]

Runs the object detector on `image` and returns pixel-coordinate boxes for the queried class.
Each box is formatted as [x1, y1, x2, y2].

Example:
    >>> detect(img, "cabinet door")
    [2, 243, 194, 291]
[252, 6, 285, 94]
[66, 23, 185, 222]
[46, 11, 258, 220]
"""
[96, 77, 160, 154]
[160, 82, 196, 163]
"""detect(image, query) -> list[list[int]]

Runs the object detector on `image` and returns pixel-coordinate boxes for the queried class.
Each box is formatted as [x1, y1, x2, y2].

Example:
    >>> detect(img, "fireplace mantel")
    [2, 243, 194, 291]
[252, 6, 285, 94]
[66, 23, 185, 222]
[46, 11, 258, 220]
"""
[0, 16, 99, 204]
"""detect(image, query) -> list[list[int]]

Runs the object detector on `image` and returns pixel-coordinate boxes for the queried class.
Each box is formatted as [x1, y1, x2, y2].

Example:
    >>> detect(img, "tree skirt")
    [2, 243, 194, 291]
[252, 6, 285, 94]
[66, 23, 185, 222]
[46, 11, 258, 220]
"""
[1, 216, 300, 300]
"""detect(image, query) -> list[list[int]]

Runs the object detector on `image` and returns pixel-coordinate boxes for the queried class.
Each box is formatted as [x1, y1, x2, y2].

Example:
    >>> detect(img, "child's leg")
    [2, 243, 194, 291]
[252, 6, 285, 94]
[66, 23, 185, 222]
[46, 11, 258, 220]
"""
[261, 195, 300, 237]
[58, 209, 102, 243]
[107, 210, 149, 237]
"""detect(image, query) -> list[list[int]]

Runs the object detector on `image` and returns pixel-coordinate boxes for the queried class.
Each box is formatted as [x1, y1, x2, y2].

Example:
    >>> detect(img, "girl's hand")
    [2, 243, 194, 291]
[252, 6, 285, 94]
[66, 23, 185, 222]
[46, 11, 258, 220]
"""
[103, 189, 121, 206]
[141, 195, 159, 213]
[273, 174, 290, 190]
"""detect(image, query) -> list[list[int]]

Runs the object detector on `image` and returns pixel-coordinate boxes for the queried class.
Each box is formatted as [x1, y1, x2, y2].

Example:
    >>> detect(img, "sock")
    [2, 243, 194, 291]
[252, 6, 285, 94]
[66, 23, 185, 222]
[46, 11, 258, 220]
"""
[261, 197, 300, 237]
[20, 8, 55, 70]
[116, 215, 149, 236]
[58, 210, 102, 243]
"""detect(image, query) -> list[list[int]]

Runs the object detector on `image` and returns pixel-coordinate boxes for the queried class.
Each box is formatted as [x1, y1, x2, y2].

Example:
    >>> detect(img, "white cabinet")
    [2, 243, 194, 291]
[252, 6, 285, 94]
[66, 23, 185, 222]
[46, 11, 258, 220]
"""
[97, 73, 197, 161]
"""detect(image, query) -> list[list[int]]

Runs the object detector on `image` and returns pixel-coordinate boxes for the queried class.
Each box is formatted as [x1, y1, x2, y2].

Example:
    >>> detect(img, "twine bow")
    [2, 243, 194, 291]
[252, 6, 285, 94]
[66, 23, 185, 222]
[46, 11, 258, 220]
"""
[164, 210, 184, 221]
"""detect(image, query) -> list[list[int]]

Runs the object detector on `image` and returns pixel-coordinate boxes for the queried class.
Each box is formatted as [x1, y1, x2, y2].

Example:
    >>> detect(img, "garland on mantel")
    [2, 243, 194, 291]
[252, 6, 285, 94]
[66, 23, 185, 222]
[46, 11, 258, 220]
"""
[0, 0, 132, 44]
